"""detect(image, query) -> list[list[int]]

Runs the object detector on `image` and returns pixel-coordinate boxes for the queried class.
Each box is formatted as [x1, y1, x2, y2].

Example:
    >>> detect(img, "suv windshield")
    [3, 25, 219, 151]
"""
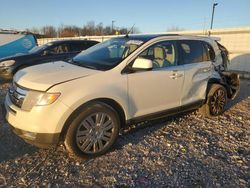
[71, 38, 143, 70]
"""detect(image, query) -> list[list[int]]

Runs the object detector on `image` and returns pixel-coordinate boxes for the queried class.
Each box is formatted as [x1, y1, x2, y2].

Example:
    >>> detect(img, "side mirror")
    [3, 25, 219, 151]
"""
[132, 58, 153, 71]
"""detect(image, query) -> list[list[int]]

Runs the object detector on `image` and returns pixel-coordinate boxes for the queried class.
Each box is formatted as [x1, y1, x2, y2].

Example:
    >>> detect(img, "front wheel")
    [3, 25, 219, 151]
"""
[64, 102, 120, 158]
[199, 84, 227, 118]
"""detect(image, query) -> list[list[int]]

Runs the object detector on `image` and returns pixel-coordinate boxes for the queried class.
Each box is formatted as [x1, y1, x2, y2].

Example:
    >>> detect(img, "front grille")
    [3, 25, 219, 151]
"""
[9, 82, 28, 108]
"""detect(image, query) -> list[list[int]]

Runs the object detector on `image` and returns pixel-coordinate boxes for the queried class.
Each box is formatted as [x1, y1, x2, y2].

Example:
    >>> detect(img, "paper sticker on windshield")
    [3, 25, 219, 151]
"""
[126, 40, 143, 46]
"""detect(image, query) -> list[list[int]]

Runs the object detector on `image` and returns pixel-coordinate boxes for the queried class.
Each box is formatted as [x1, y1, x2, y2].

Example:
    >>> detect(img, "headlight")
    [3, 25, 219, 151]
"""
[36, 93, 61, 106]
[22, 91, 61, 111]
[0, 60, 16, 66]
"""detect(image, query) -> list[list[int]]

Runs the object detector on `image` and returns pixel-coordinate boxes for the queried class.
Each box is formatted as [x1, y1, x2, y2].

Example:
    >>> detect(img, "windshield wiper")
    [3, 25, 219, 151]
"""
[69, 59, 79, 65]
[70, 60, 97, 70]
[80, 64, 97, 70]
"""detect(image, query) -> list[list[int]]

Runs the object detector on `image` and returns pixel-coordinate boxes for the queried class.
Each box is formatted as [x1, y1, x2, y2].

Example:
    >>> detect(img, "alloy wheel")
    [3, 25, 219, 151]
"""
[75, 112, 115, 154]
[210, 89, 226, 115]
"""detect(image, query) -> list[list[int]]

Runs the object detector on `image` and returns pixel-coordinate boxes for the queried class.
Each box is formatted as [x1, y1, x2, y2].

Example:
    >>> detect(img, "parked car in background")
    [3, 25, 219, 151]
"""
[0, 39, 99, 79]
[0, 30, 37, 59]
[4, 34, 239, 158]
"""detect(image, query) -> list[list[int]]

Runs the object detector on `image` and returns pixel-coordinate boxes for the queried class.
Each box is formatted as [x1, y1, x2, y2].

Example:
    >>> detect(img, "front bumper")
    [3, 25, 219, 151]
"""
[9, 124, 60, 148]
[4, 92, 72, 148]
[0, 66, 13, 80]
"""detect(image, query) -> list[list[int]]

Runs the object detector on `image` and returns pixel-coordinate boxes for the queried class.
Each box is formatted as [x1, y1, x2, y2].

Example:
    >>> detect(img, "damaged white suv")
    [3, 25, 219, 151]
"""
[4, 34, 239, 158]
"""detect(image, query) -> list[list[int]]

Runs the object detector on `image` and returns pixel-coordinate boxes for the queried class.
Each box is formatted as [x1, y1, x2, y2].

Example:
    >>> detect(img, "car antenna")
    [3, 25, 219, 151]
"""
[125, 24, 135, 38]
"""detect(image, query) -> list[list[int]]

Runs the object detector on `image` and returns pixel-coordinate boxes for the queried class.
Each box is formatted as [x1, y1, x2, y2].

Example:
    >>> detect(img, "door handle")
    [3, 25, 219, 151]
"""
[170, 72, 183, 79]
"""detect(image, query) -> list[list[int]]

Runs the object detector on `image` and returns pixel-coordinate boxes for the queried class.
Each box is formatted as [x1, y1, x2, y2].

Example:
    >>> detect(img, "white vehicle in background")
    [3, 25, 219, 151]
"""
[4, 34, 239, 158]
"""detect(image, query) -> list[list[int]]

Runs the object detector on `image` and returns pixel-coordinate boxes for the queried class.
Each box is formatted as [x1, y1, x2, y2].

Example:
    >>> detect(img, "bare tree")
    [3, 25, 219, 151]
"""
[25, 27, 40, 34]
[41, 26, 57, 37]
[95, 22, 104, 35]
[103, 26, 112, 35]
[57, 25, 81, 37]
[27, 21, 141, 38]
[85, 21, 95, 35]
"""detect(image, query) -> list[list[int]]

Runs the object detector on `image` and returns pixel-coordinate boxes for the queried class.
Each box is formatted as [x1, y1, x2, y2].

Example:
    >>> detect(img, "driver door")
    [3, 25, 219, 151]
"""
[127, 40, 184, 118]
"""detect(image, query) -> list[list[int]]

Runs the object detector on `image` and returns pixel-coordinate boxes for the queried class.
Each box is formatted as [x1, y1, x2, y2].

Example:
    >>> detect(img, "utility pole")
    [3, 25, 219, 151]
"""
[111, 20, 115, 34]
[210, 3, 218, 30]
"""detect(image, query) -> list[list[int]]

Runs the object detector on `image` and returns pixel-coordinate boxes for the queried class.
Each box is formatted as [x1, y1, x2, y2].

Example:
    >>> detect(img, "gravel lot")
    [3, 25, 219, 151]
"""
[0, 79, 249, 187]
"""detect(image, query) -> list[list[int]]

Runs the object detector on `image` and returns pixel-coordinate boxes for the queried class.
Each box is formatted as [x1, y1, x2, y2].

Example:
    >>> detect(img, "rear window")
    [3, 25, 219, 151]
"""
[70, 41, 99, 52]
[202, 42, 216, 61]
[178, 40, 207, 64]
[70, 43, 86, 52]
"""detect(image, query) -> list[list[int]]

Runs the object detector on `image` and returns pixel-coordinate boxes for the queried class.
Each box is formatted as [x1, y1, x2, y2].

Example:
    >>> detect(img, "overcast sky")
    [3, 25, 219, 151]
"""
[0, 0, 250, 32]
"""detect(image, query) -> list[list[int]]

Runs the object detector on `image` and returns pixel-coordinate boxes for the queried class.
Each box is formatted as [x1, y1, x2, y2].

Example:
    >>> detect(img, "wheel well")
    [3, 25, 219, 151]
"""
[94, 98, 126, 127]
[206, 78, 229, 100]
[60, 98, 126, 141]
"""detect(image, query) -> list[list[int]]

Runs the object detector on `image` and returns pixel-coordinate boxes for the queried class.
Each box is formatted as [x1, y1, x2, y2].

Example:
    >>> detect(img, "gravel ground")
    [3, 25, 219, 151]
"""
[0, 79, 249, 187]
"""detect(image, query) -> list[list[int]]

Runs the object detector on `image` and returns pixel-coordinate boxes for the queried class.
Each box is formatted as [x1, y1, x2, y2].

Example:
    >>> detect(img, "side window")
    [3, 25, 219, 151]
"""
[178, 40, 207, 64]
[85, 41, 97, 48]
[57, 44, 69, 53]
[203, 42, 216, 61]
[44, 44, 69, 55]
[70, 43, 85, 52]
[137, 41, 177, 69]
[122, 44, 139, 58]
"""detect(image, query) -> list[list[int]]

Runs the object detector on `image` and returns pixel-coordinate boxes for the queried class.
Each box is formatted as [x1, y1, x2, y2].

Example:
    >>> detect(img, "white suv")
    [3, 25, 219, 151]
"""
[4, 34, 239, 158]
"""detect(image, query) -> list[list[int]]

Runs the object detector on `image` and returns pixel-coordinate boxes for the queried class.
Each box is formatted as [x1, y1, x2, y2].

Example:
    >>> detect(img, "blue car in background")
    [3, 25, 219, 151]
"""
[0, 30, 37, 59]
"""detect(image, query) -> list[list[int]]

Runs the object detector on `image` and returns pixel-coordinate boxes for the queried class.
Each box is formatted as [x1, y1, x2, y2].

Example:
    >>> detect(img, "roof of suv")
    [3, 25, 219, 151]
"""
[116, 34, 179, 42]
[116, 34, 216, 44]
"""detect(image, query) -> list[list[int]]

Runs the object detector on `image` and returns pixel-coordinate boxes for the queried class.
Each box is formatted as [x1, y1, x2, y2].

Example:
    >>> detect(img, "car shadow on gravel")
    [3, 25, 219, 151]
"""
[0, 95, 38, 163]
[115, 111, 192, 150]
[0, 123, 38, 163]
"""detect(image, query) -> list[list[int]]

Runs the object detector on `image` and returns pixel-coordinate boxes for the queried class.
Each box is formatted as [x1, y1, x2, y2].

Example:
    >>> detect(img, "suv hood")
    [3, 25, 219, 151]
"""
[14, 61, 100, 91]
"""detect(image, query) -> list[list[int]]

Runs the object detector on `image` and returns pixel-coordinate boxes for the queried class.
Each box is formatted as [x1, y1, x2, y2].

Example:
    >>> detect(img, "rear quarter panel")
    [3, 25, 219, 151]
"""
[181, 61, 212, 105]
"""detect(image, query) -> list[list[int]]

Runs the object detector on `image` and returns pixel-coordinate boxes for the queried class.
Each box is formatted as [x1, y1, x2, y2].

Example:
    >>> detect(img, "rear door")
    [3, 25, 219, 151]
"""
[177, 40, 213, 105]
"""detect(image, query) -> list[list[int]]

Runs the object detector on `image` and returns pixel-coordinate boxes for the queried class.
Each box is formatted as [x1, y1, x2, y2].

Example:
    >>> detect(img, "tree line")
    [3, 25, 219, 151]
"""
[26, 21, 140, 38]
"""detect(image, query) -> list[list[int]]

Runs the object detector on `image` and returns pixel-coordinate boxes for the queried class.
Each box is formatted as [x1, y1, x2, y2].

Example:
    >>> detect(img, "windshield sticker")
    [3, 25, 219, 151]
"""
[126, 40, 143, 46]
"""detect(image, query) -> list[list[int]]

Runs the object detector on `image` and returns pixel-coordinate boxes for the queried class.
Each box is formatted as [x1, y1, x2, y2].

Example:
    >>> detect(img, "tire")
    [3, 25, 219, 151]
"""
[64, 102, 120, 159]
[199, 84, 227, 118]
